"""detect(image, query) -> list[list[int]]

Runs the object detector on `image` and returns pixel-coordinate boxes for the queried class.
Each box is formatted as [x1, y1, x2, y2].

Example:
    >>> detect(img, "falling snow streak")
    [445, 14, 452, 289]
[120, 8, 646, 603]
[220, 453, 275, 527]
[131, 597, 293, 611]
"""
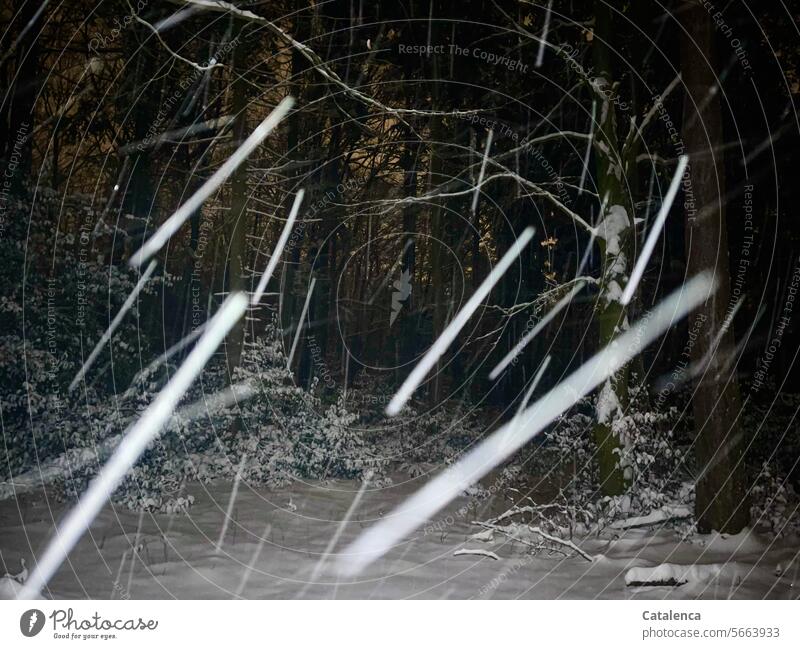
[234, 523, 272, 598]
[215, 454, 249, 554]
[69, 260, 158, 392]
[18, 293, 249, 600]
[471, 129, 494, 215]
[386, 227, 535, 416]
[129, 97, 294, 267]
[287, 277, 317, 370]
[489, 281, 586, 380]
[153, 4, 202, 32]
[251, 189, 305, 304]
[298, 480, 369, 598]
[576, 228, 597, 279]
[579, 100, 596, 194]
[620, 155, 689, 306]
[535, 0, 553, 68]
[516, 355, 551, 415]
[503, 355, 552, 451]
[340, 273, 715, 575]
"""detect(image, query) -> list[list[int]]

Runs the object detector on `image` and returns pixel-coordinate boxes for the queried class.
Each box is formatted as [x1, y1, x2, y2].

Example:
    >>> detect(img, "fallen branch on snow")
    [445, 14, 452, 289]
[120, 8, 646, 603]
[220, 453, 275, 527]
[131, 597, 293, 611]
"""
[610, 505, 693, 530]
[476, 522, 596, 562]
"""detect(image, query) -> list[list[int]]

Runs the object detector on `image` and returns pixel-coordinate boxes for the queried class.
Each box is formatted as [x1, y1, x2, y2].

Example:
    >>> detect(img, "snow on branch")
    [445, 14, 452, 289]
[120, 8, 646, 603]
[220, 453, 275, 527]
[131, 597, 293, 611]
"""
[610, 505, 692, 530]
[118, 116, 234, 156]
[474, 522, 595, 562]
[128, 1, 223, 71]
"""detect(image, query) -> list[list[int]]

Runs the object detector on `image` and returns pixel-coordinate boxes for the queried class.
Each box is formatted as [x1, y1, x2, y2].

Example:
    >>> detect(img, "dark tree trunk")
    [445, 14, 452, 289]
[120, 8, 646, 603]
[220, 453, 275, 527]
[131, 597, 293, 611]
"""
[680, 0, 749, 533]
[590, 1, 634, 496]
[2, 0, 40, 191]
[225, 37, 251, 382]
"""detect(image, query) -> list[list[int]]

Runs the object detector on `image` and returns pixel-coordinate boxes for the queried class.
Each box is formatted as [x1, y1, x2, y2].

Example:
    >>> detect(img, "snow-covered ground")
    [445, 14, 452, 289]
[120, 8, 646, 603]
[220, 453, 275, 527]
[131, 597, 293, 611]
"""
[1, 476, 796, 599]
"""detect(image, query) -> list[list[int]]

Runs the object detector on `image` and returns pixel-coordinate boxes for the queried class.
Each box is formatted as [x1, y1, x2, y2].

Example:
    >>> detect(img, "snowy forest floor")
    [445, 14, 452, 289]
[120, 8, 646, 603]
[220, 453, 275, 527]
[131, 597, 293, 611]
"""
[1, 475, 797, 599]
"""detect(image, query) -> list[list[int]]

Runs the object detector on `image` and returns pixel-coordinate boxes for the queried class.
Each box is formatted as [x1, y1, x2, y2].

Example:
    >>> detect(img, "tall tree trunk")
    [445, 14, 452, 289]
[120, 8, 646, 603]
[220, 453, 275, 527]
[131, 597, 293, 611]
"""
[680, 0, 749, 533]
[225, 37, 251, 382]
[399, 137, 420, 369]
[2, 0, 40, 191]
[591, 1, 634, 496]
[428, 118, 447, 405]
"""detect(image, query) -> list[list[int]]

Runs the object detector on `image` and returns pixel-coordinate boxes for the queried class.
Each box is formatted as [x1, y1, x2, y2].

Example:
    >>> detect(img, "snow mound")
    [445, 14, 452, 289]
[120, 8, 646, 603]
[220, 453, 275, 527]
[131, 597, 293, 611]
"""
[625, 562, 744, 587]
[454, 549, 499, 560]
[0, 576, 22, 599]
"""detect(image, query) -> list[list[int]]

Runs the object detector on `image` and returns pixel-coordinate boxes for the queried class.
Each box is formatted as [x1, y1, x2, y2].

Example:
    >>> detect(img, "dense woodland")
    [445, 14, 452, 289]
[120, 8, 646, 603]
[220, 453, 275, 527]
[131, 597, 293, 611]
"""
[2, 0, 800, 543]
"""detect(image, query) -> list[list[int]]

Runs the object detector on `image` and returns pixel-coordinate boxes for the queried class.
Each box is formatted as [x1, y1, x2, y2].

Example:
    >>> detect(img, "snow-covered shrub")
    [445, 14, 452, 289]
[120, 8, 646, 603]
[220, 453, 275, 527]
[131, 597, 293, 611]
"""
[380, 400, 486, 478]
[100, 321, 387, 509]
[750, 462, 800, 538]
[0, 185, 159, 476]
[516, 390, 691, 534]
[2, 181, 385, 509]
[741, 389, 800, 538]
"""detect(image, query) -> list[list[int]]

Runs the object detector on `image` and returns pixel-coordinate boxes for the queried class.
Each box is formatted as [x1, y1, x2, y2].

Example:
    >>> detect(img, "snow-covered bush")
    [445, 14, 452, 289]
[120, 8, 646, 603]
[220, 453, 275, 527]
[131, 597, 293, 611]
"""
[750, 462, 800, 538]
[103, 328, 387, 509]
[741, 388, 800, 538]
[515, 390, 691, 535]
[0, 185, 158, 476]
[1, 184, 386, 510]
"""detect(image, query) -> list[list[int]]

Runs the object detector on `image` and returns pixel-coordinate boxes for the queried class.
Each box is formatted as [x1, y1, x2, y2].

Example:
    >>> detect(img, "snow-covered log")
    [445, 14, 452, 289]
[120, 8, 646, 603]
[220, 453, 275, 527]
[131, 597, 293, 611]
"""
[625, 562, 744, 588]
